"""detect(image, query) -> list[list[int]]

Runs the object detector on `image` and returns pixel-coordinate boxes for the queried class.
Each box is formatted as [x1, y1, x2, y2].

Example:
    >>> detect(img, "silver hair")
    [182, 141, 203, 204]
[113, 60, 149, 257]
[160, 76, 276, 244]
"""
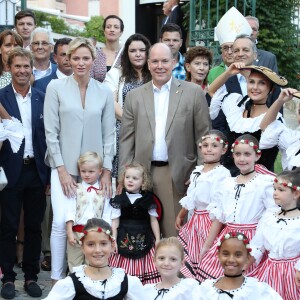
[245, 15, 259, 29]
[30, 27, 54, 44]
[234, 34, 257, 53]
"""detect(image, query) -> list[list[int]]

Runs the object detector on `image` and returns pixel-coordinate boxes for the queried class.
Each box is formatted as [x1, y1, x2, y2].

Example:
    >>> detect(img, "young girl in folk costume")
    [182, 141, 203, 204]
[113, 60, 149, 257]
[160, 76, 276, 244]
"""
[196, 134, 277, 282]
[109, 162, 160, 284]
[249, 168, 300, 300]
[144, 237, 201, 299]
[44, 218, 144, 300]
[199, 232, 283, 299]
[65, 152, 116, 273]
[259, 89, 300, 170]
[175, 130, 231, 278]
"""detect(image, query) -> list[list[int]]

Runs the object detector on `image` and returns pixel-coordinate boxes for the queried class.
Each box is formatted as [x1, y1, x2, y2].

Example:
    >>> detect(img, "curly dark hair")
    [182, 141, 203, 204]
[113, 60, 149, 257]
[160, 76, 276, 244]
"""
[120, 33, 151, 83]
[184, 46, 213, 83]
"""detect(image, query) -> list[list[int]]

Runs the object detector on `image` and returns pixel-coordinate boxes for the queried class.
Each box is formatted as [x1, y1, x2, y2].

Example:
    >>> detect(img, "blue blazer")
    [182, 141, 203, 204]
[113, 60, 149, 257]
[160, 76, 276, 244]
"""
[33, 71, 58, 94]
[0, 84, 49, 188]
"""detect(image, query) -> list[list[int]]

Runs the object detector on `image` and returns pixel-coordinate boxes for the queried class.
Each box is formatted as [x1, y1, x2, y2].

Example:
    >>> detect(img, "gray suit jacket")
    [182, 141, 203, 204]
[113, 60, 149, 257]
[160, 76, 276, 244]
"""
[119, 78, 211, 194]
[44, 76, 115, 175]
[254, 49, 278, 73]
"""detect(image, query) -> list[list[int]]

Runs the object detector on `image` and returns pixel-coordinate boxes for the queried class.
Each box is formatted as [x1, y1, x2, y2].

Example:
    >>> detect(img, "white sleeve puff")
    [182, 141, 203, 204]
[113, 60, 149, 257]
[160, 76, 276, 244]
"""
[259, 174, 278, 211]
[42, 276, 75, 300]
[257, 282, 283, 299]
[259, 120, 285, 149]
[125, 275, 145, 300]
[209, 85, 228, 120]
[249, 213, 267, 264]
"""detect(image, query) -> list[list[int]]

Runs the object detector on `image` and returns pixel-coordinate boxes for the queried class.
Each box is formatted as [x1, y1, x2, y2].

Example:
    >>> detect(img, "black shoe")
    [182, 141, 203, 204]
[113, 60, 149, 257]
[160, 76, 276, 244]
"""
[1, 282, 15, 299]
[24, 281, 42, 298]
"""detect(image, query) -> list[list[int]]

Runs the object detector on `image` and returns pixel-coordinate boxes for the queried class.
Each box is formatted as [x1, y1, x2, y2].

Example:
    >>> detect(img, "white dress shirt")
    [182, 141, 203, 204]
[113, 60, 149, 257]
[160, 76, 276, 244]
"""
[56, 69, 71, 79]
[152, 78, 172, 161]
[13, 84, 34, 158]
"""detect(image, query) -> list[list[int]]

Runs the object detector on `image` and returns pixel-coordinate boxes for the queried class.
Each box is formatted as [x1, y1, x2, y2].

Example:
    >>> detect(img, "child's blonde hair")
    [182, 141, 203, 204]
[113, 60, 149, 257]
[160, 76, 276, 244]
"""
[154, 237, 184, 260]
[118, 161, 152, 191]
[77, 151, 103, 170]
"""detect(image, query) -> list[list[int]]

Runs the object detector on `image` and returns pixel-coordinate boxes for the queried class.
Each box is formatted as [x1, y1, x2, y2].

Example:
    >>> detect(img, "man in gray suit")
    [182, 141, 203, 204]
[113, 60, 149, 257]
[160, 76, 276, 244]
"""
[246, 16, 278, 73]
[119, 43, 211, 237]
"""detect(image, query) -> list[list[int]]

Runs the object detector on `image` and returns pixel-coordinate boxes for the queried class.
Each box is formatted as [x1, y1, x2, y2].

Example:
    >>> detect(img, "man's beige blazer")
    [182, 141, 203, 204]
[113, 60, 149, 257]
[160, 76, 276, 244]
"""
[119, 77, 211, 194]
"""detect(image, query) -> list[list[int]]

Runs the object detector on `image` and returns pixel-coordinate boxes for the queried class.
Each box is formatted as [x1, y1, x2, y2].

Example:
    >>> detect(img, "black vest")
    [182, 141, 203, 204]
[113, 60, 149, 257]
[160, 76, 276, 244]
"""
[69, 272, 128, 300]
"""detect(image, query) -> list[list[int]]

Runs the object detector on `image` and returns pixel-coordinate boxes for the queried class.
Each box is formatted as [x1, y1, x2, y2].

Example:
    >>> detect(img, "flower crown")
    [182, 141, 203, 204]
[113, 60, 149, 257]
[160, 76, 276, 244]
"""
[199, 135, 228, 148]
[80, 227, 114, 241]
[216, 232, 252, 253]
[231, 139, 261, 154]
[274, 178, 300, 191]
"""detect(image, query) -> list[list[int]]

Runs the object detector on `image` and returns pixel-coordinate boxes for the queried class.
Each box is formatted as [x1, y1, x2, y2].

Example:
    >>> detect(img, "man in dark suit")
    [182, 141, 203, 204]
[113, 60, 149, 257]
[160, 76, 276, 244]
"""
[119, 43, 210, 237]
[33, 38, 72, 93]
[167, 0, 186, 53]
[246, 16, 278, 73]
[161, 1, 171, 28]
[0, 48, 49, 299]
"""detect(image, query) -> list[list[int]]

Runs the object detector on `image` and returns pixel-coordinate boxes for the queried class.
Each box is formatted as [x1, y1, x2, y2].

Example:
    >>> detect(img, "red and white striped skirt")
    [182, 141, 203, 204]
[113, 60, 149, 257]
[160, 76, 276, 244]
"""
[249, 255, 300, 300]
[178, 209, 212, 279]
[255, 164, 276, 176]
[108, 246, 160, 284]
[195, 222, 258, 282]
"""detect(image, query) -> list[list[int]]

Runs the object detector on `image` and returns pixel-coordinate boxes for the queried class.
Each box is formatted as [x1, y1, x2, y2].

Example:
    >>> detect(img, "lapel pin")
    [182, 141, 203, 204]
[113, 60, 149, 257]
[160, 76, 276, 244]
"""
[40, 114, 43, 119]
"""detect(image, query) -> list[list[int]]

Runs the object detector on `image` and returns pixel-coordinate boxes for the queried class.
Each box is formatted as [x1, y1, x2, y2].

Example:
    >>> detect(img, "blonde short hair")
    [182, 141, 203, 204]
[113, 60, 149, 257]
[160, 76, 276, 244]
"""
[154, 237, 184, 260]
[67, 37, 96, 60]
[77, 151, 103, 170]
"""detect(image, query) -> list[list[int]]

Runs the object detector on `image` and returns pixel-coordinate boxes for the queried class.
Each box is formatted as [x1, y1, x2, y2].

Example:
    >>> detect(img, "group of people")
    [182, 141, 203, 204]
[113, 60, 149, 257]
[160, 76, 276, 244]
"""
[0, 4, 299, 300]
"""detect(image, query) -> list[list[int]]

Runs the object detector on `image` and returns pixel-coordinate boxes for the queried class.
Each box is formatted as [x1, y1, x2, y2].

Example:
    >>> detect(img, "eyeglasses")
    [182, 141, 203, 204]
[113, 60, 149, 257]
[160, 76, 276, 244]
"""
[31, 41, 51, 47]
[221, 45, 233, 53]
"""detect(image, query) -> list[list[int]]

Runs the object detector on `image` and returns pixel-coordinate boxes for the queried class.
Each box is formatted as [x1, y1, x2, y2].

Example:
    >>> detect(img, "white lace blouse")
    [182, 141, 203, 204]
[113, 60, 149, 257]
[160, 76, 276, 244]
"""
[198, 276, 283, 299]
[207, 174, 277, 224]
[143, 278, 201, 300]
[180, 165, 231, 211]
[43, 265, 144, 300]
[210, 91, 283, 133]
[250, 208, 300, 264]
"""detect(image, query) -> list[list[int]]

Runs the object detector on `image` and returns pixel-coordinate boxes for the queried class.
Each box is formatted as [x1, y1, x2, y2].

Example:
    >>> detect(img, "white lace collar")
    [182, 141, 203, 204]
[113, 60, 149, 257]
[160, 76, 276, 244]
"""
[73, 265, 126, 298]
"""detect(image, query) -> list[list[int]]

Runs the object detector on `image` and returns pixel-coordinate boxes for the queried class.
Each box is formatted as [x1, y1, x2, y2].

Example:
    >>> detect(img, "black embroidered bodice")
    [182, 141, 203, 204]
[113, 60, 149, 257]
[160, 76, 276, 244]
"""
[110, 190, 157, 259]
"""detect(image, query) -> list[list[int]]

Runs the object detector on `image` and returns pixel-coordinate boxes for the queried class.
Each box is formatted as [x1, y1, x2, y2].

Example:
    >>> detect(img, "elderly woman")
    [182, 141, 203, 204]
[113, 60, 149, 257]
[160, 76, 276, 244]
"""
[90, 15, 124, 82]
[184, 46, 212, 93]
[0, 30, 23, 88]
[44, 38, 115, 283]
[104, 33, 151, 181]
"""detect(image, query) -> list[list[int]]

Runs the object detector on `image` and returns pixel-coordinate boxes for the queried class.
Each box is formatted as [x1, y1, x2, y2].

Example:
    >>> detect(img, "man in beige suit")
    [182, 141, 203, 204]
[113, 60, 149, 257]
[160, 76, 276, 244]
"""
[119, 43, 211, 237]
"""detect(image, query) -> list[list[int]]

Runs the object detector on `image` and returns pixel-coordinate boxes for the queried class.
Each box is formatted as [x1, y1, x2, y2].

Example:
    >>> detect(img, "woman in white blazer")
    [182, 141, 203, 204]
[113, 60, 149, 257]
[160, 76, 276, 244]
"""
[44, 38, 115, 283]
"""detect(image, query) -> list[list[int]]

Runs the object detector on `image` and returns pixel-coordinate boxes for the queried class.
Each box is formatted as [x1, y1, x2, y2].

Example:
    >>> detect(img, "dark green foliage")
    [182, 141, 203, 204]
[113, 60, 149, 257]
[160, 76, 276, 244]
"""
[255, 0, 300, 88]
[185, 0, 300, 88]
[84, 16, 105, 43]
[33, 12, 105, 43]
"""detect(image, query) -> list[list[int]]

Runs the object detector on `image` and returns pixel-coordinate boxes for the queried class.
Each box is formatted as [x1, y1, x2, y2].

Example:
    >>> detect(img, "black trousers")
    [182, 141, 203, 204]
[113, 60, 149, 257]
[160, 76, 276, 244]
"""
[0, 163, 46, 283]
